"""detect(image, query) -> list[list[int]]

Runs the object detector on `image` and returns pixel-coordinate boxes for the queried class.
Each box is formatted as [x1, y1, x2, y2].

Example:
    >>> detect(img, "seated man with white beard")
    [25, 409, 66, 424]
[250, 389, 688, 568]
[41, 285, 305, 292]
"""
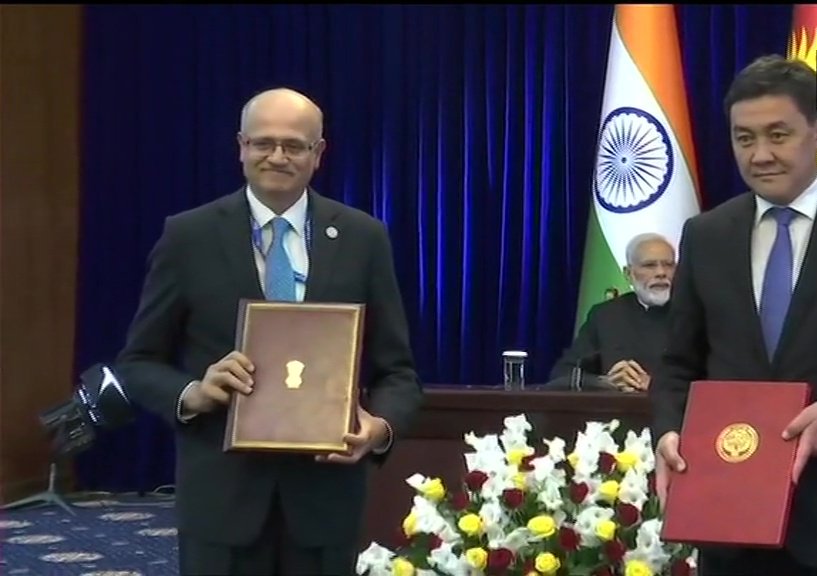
[548, 233, 675, 392]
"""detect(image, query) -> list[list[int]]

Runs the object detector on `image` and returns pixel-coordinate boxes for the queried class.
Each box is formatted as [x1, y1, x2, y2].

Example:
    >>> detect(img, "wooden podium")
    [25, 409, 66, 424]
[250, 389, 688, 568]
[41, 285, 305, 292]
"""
[360, 385, 651, 549]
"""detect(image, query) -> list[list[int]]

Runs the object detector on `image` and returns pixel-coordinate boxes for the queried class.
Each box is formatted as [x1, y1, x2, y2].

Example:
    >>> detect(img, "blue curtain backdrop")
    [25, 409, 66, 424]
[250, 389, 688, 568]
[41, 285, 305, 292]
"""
[75, 4, 794, 492]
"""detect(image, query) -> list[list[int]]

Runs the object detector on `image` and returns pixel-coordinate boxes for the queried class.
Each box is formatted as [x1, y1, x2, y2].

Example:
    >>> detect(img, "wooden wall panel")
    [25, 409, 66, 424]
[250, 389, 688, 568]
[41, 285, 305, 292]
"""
[0, 4, 82, 503]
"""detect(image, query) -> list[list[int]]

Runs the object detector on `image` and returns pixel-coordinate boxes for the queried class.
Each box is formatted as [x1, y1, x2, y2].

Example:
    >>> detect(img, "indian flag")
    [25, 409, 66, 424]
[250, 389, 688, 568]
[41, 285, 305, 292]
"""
[788, 4, 817, 71]
[574, 4, 701, 331]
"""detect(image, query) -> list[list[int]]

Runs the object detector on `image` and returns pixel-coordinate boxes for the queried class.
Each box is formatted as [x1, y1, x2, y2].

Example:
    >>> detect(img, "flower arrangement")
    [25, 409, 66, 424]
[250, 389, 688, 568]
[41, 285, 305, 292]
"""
[357, 414, 695, 576]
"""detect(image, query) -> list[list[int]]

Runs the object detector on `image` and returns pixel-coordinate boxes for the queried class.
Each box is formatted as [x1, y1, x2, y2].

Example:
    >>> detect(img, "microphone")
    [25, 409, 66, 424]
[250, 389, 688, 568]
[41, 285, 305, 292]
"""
[569, 350, 601, 391]
[544, 351, 617, 392]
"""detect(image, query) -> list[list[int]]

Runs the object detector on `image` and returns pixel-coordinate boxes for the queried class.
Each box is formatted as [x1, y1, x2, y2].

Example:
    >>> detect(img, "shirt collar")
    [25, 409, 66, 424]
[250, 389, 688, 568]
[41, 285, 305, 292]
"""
[245, 186, 308, 237]
[754, 173, 817, 225]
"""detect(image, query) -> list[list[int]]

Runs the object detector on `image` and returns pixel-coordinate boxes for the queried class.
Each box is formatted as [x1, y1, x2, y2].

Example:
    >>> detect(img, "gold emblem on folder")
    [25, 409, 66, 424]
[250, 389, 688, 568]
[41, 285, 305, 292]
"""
[716, 423, 759, 463]
[285, 360, 305, 389]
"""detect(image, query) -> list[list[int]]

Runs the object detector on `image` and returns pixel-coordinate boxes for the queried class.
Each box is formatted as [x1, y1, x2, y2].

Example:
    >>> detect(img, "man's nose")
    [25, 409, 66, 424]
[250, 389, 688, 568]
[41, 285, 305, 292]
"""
[265, 145, 289, 163]
[750, 141, 775, 164]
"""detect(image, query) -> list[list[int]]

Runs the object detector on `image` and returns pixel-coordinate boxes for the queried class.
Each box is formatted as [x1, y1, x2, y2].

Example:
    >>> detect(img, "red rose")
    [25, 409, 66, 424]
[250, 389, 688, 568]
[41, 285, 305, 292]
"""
[604, 539, 626, 563]
[593, 568, 614, 576]
[487, 548, 514, 573]
[450, 491, 470, 511]
[616, 502, 640, 527]
[558, 526, 580, 551]
[520, 453, 536, 471]
[428, 534, 443, 550]
[465, 470, 489, 491]
[502, 488, 525, 509]
[671, 559, 691, 576]
[598, 452, 617, 474]
[393, 527, 411, 548]
[569, 482, 589, 504]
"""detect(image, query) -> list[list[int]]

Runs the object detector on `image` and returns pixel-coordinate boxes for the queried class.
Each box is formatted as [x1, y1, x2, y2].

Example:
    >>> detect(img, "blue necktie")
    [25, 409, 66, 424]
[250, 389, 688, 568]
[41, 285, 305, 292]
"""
[759, 207, 797, 358]
[264, 217, 296, 301]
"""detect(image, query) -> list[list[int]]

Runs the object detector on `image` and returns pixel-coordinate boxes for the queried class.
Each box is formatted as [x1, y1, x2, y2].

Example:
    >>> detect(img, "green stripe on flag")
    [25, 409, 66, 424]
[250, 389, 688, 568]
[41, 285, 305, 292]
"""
[574, 205, 631, 334]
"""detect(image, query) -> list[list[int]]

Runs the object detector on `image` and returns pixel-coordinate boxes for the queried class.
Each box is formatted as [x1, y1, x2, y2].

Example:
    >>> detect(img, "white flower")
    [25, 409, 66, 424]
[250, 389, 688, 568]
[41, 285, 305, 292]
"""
[356, 542, 394, 576]
[538, 481, 567, 512]
[500, 414, 533, 452]
[618, 467, 650, 510]
[573, 505, 614, 547]
[529, 454, 556, 482]
[490, 526, 530, 553]
[567, 421, 621, 483]
[464, 432, 504, 455]
[623, 428, 656, 474]
[623, 518, 671, 572]
[463, 432, 507, 476]
[429, 542, 470, 576]
[410, 496, 461, 544]
[480, 500, 510, 545]
[543, 436, 567, 463]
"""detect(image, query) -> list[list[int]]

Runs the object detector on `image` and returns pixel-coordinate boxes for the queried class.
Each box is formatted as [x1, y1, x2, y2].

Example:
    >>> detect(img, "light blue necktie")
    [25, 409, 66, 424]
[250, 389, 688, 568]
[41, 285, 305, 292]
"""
[264, 217, 296, 302]
[759, 207, 797, 358]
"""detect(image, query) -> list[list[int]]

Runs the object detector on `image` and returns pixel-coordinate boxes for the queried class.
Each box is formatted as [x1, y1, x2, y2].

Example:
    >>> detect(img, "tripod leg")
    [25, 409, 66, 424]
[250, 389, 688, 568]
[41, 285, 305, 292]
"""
[1, 462, 74, 515]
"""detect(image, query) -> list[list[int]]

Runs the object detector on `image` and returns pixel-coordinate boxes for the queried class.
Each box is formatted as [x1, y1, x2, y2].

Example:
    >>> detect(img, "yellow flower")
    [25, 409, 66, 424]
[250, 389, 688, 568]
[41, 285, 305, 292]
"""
[567, 451, 579, 468]
[534, 552, 561, 575]
[392, 557, 416, 576]
[465, 547, 488, 570]
[458, 513, 483, 536]
[615, 450, 639, 472]
[625, 559, 653, 576]
[512, 472, 527, 490]
[402, 512, 417, 537]
[420, 477, 446, 502]
[527, 514, 556, 537]
[507, 447, 533, 466]
[598, 480, 620, 503]
[595, 519, 617, 541]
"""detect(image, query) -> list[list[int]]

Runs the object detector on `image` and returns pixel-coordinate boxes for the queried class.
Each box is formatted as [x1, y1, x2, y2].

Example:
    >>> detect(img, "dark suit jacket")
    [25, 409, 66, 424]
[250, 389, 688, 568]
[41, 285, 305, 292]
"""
[651, 192, 817, 566]
[115, 188, 424, 549]
[549, 292, 670, 381]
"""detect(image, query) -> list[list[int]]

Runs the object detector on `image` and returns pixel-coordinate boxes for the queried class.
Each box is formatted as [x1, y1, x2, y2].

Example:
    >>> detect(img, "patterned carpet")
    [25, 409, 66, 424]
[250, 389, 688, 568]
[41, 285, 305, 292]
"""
[0, 492, 178, 575]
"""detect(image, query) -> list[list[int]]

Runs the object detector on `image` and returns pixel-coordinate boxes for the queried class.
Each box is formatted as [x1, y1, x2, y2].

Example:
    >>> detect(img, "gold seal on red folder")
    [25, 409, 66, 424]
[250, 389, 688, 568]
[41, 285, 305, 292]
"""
[716, 423, 759, 463]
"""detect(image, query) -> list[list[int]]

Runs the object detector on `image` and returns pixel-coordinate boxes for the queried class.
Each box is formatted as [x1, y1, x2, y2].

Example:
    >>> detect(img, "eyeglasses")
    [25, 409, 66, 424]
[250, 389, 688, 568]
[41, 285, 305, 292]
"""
[242, 136, 320, 158]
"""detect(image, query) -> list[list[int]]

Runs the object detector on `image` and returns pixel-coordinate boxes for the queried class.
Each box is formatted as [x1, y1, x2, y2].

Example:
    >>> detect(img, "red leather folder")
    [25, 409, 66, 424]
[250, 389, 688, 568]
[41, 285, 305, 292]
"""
[661, 380, 810, 547]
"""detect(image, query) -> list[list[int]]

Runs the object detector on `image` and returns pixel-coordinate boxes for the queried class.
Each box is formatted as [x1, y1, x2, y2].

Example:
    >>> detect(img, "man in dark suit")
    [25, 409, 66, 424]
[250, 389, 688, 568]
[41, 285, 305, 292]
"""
[549, 232, 675, 392]
[116, 87, 424, 575]
[651, 55, 817, 576]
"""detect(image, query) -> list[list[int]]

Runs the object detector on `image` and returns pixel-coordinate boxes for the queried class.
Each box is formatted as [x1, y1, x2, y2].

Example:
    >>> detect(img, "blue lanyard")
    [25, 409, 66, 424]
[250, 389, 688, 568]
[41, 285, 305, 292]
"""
[251, 216, 312, 283]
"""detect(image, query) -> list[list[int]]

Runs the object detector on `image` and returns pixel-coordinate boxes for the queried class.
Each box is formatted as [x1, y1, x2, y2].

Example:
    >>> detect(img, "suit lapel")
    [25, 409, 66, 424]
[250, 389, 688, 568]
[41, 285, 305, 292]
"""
[728, 193, 770, 367]
[774, 211, 817, 363]
[217, 190, 265, 300]
[304, 190, 341, 302]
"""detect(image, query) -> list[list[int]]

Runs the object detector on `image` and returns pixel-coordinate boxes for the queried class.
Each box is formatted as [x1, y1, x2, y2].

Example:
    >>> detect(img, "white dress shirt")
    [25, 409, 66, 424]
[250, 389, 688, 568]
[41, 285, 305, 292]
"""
[751, 175, 817, 309]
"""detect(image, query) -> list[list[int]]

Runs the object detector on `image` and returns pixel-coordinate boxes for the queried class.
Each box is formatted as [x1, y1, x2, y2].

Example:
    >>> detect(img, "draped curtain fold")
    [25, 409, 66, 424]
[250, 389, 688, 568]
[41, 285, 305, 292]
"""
[76, 4, 793, 491]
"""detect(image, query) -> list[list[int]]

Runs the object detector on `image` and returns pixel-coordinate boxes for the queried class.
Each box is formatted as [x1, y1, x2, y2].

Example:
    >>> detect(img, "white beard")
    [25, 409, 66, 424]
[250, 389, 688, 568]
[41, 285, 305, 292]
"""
[633, 283, 670, 307]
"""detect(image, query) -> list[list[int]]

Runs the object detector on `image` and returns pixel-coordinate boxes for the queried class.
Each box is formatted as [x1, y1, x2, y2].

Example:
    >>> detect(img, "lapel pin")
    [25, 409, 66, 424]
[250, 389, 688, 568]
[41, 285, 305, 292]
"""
[326, 226, 338, 239]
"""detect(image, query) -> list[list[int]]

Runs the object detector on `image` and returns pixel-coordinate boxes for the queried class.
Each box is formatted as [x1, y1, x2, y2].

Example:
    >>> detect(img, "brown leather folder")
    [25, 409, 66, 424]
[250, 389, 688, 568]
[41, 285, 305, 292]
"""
[223, 299, 365, 454]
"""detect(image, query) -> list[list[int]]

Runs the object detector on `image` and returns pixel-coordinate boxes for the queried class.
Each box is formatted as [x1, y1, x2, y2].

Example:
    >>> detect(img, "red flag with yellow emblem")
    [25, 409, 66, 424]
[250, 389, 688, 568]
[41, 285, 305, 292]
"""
[788, 4, 817, 71]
